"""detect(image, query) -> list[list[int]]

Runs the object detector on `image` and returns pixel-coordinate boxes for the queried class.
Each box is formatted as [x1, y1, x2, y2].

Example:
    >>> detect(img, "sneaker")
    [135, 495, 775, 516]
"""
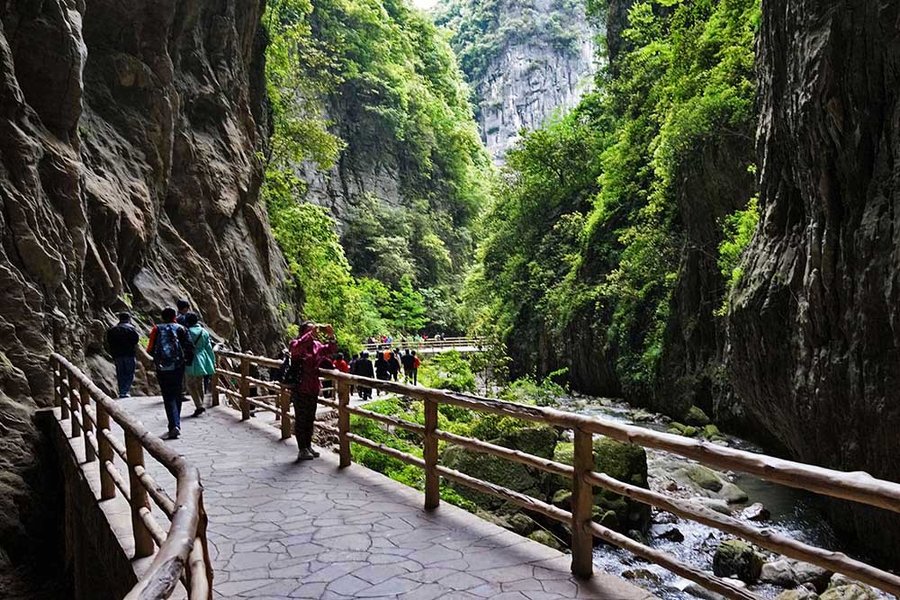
[296, 448, 315, 461]
[193, 407, 206, 417]
[308, 446, 320, 458]
[163, 428, 181, 440]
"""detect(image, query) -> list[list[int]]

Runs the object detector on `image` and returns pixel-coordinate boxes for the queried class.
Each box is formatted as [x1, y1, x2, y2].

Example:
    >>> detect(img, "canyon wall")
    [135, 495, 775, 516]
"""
[728, 0, 900, 566]
[0, 0, 286, 571]
[438, 0, 598, 162]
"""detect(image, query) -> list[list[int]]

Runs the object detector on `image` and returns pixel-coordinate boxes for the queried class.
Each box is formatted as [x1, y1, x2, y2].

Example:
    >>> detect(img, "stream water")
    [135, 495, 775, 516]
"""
[552, 394, 868, 599]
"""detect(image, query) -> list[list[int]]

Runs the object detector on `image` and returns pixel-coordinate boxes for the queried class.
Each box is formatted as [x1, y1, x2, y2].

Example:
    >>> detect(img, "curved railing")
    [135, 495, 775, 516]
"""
[214, 349, 900, 600]
[50, 354, 212, 599]
[361, 336, 482, 352]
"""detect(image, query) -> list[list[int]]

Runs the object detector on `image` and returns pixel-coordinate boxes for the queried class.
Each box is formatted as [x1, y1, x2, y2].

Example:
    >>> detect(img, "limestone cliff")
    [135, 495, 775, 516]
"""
[728, 0, 900, 566]
[437, 0, 598, 162]
[0, 0, 286, 570]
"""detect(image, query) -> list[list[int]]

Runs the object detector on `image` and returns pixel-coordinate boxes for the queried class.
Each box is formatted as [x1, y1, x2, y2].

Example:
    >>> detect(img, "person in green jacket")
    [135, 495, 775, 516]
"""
[184, 312, 215, 417]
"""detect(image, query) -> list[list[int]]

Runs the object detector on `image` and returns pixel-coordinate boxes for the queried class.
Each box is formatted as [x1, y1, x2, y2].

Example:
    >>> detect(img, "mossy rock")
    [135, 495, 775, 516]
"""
[442, 446, 549, 511]
[528, 530, 564, 551]
[685, 405, 711, 426]
[500, 426, 559, 460]
[508, 512, 538, 536]
[552, 438, 651, 533]
[701, 424, 726, 441]
[681, 464, 724, 492]
[668, 422, 700, 437]
[592, 508, 619, 530]
[713, 539, 763, 583]
[552, 489, 572, 510]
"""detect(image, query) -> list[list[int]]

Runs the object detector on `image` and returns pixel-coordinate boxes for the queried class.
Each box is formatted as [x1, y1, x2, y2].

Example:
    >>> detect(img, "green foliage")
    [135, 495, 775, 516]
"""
[418, 350, 476, 392]
[468, 0, 760, 400]
[436, 0, 590, 85]
[718, 195, 759, 290]
[262, 0, 491, 341]
[499, 376, 566, 408]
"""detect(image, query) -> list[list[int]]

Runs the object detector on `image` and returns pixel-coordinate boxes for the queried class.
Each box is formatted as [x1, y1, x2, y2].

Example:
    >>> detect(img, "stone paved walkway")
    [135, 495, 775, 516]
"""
[128, 397, 656, 600]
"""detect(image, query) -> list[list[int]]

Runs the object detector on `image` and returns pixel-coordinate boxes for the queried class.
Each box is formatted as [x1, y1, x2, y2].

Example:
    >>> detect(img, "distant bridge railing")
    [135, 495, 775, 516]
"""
[361, 336, 482, 352]
[213, 350, 900, 600]
[50, 354, 212, 599]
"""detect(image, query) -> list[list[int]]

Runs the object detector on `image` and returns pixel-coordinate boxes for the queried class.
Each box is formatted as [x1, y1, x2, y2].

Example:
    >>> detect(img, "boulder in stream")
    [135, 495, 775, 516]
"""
[761, 558, 831, 591]
[819, 575, 879, 600]
[685, 406, 712, 426]
[775, 587, 819, 600]
[740, 502, 770, 522]
[712, 539, 763, 583]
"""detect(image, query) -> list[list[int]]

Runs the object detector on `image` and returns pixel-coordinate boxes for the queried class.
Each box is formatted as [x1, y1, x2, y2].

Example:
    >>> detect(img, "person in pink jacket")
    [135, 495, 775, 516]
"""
[286, 322, 337, 461]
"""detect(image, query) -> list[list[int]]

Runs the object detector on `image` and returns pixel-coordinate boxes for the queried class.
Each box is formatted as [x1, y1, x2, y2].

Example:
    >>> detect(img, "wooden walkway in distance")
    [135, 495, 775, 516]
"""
[128, 396, 655, 600]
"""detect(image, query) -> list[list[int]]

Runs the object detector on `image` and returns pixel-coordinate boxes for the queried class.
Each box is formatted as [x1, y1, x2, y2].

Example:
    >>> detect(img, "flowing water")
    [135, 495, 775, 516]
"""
[552, 394, 869, 599]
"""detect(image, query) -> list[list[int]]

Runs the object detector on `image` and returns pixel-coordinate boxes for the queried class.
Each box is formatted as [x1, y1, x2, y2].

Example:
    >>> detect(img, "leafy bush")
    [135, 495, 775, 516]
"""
[718, 195, 760, 291]
[418, 351, 477, 393]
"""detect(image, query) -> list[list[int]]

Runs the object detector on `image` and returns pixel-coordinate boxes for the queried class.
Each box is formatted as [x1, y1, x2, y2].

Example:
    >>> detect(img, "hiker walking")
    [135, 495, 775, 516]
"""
[106, 312, 140, 398]
[374, 351, 391, 394]
[184, 313, 215, 417]
[175, 299, 192, 326]
[285, 322, 337, 461]
[411, 351, 420, 386]
[389, 350, 401, 382]
[146, 307, 194, 440]
[355, 351, 374, 400]
[401, 349, 414, 384]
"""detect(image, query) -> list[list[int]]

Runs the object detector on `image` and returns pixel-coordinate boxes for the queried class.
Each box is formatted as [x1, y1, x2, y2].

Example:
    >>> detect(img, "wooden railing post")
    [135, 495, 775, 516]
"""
[210, 371, 220, 407]
[124, 430, 155, 559]
[67, 371, 80, 438]
[239, 356, 250, 421]
[279, 387, 292, 440]
[79, 382, 96, 462]
[424, 397, 440, 510]
[571, 428, 594, 579]
[54, 362, 68, 420]
[337, 379, 351, 468]
[96, 403, 115, 500]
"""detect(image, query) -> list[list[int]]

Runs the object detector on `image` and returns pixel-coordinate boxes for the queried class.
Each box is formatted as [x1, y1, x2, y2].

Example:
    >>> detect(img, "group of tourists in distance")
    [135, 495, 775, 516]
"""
[105, 303, 423, 461]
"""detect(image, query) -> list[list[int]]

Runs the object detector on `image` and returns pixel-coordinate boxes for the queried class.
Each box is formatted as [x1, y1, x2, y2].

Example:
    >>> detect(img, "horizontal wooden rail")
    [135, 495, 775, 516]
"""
[585, 520, 760, 600]
[215, 349, 900, 598]
[50, 354, 211, 599]
[583, 471, 900, 596]
[435, 429, 573, 478]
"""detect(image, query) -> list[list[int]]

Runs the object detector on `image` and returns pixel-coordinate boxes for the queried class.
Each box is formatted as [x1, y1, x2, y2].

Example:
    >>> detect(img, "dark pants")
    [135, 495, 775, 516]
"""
[292, 390, 318, 450]
[114, 356, 136, 398]
[158, 368, 184, 433]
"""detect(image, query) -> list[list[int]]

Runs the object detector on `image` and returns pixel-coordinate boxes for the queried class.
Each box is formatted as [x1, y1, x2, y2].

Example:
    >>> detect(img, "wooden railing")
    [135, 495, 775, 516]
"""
[362, 336, 482, 352]
[214, 350, 900, 600]
[50, 354, 212, 599]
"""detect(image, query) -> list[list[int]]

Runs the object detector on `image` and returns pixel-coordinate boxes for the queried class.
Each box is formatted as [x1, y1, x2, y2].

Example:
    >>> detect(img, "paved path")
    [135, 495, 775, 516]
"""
[128, 397, 656, 600]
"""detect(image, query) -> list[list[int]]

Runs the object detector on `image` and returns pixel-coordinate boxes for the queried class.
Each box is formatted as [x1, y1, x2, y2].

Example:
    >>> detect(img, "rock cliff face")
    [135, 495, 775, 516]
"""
[728, 0, 900, 566]
[0, 0, 285, 570]
[440, 0, 598, 162]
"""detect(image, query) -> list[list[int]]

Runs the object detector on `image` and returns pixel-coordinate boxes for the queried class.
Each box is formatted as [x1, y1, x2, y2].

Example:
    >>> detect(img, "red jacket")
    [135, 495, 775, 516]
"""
[334, 359, 350, 373]
[289, 331, 337, 394]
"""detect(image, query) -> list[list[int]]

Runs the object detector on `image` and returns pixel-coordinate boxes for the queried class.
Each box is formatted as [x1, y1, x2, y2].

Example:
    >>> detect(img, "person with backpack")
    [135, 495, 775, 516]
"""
[146, 307, 194, 440]
[106, 312, 140, 398]
[184, 312, 215, 417]
[285, 322, 337, 461]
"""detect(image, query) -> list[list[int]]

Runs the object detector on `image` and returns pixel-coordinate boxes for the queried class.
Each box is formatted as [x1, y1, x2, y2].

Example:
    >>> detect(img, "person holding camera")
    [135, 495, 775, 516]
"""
[284, 322, 337, 461]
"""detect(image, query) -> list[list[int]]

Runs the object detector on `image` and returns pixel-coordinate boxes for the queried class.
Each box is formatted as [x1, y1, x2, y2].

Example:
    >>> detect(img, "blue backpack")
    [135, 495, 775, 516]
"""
[153, 324, 185, 372]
